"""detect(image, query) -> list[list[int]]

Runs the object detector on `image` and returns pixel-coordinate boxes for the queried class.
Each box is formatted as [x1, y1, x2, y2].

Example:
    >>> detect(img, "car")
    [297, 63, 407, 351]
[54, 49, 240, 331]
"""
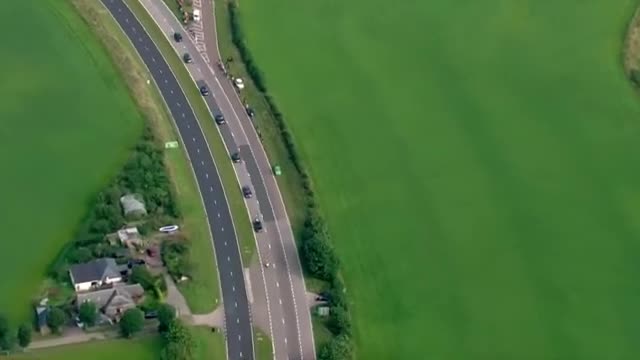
[193, 9, 201, 22]
[174, 32, 183, 42]
[214, 114, 226, 125]
[231, 152, 241, 163]
[253, 217, 263, 232]
[144, 310, 158, 319]
[242, 186, 253, 198]
[246, 106, 255, 118]
[234, 78, 245, 90]
[200, 85, 210, 96]
[272, 164, 282, 176]
[183, 53, 192, 63]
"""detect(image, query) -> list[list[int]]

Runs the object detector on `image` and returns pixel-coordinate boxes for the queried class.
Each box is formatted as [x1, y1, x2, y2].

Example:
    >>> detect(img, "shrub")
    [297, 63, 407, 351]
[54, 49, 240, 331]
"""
[157, 304, 177, 333]
[328, 305, 351, 336]
[47, 308, 66, 334]
[78, 301, 98, 328]
[161, 319, 195, 360]
[119, 308, 144, 338]
[319, 334, 353, 360]
[17, 324, 32, 348]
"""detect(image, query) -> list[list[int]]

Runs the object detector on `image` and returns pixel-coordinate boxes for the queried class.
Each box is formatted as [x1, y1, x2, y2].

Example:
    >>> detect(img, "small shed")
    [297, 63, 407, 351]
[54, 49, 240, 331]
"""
[316, 306, 330, 317]
[35, 306, 50, 335]
[120, 194, 147, 218]
[117, 227, 141, 245]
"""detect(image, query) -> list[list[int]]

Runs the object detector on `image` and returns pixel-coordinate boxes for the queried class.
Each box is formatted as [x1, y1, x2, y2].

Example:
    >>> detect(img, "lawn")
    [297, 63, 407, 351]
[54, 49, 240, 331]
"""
[8, 338, 160, 360]
[239, 0, 640, 359]
[0, 1, 142, 322]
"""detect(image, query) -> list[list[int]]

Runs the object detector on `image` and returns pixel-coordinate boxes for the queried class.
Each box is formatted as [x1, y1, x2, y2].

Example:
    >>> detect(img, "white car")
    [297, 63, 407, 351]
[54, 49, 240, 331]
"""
[234, 78, 245, 90]
[193, 9, 201, 22]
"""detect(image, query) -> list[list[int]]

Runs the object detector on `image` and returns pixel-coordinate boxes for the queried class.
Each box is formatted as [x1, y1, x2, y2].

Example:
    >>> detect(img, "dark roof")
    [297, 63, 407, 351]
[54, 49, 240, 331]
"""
[69, 258, 120, 284]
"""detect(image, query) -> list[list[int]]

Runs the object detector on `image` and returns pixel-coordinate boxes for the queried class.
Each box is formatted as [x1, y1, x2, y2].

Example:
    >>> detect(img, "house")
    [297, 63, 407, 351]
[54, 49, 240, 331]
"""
[35, 306, 50, 335]
[69, 258, 122, 292]
[76, 284, 144, 321]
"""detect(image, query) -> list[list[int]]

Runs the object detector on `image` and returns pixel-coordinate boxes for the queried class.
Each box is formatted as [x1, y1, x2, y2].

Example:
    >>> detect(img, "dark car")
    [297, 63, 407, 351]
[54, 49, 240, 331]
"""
[242, 186, 253, 198]
[231, 152, 241, 163]
[200, 85, 210, 96]
[246, 107, 255, 118]
[183, 53, 193, 63]
[253, 217, 263, 232]
[174, 32, 183, 42]
[144, 310, 158, 319]
[214, 114, 225, 125]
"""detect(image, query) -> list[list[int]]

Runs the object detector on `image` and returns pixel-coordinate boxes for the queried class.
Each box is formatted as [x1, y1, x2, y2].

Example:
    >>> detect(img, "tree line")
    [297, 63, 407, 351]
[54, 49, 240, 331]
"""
[228, 3, 353, 358]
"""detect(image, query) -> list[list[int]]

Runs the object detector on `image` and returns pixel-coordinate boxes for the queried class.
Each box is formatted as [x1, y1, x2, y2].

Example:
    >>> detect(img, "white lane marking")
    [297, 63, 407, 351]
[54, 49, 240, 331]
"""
[236, 318, 240, 324]
[164, 79, 168, 84]
[159, 69, 163, 74]
[230, 271, 233, 277]
[232, 286, 235, 292]
[282, 318, 285, 324]
[210, 186, 213, 192]
[234, 302, 238, 308]
[221, 227, 224, 231]
[224, 241, 227, 246]
[205, 173, 209, 178]
[238, 335, 241, 341]
[217, 213, 221, 218]
[177, 102, 181, 107]
[170, 90, 173, 94]
[276, 282, 280, 288]
[279, 299, 282, 305]
[197, 148, 200, 153]
[125, 18, 129, 23]
[268, 243, 271, 249]
[201, 160, 205, 165]
[192, 137, 196, 142]
[214, 200, 217, 204]
[227, 256, 231, 262]
[151, 57, 156, 62]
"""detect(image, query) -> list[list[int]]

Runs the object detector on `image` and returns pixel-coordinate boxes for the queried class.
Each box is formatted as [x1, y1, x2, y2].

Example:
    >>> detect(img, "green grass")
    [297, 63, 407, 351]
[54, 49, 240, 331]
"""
[311, 315, 332, 351]
[71, 0, 221, 314]
[239, 0, 640, 359]
[125, 0, 257, 265]
[0, 0, 143, 322]
[192, 327, 227, 359]
[253, 328, 273, 360]
[9, 338, 160, 360]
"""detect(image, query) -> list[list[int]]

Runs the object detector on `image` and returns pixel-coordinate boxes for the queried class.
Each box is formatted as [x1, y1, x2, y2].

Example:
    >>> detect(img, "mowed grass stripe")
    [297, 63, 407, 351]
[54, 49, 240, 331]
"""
[241, 0, 640, 358]
[0, 0, 143, 322]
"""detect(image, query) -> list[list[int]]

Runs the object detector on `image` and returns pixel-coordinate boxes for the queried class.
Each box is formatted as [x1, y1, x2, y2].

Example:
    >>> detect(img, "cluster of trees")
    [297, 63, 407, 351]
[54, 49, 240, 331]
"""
[0, 315, 31, 352]
[162, 239, 193, 279]
[227, 2, 352, 357]
[157, 304, 196, 360]
[131, 266, 167, 298]
[120, 308, 145, 338]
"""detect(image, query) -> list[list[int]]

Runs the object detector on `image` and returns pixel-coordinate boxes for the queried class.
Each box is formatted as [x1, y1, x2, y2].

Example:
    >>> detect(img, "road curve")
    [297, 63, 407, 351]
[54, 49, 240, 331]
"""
[101, 1, 254, 359]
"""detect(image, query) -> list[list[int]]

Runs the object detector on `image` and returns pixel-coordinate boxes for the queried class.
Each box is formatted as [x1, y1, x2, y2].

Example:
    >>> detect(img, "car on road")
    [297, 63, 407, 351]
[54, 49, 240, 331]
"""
[273, 164, 282, 176]
[174, 32, 182, 42]
[193, 9, 201, 22]
[200, 85, 210, 96]
[231, 152, 241, 163]
[242, 186, 253, 198]
[234, 78, 245, 90]
[253, 217, 263, 232]
[183, 53, 192, 63]
[214, 114, 226, 125]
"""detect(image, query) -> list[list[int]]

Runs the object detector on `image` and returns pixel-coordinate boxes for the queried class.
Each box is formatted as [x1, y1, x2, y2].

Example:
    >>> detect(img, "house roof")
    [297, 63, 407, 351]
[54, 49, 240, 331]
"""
[69, 258, 120, 284]
[76, 284, 144, 310]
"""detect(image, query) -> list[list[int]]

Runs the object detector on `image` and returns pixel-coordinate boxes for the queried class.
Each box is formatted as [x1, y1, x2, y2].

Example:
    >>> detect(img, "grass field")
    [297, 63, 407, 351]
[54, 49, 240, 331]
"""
[0, 1, 143, 322]
[239, 0, 640, 358]
[8, 338, 160, 360]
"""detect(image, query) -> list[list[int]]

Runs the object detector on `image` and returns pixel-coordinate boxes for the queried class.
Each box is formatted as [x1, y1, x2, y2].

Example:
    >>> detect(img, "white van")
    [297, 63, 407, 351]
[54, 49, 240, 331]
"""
[193, 9, 201, 22]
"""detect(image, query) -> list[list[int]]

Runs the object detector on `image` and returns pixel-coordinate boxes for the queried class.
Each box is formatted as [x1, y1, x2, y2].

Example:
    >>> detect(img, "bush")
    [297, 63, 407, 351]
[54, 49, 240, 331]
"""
[78, 301, 98, 328]
[157, 304, 177, 333]
[47, 308, 66, 334]
[319, 334, 353, 360]
[161, 319, 195, 360]
[119, 308, 144, 338]
[301, 235, 338, 281]
[162, 240, 193, 278]
[328, 305, 351, 336]
[131, 266, 156, 291]
[17, 324, 31, 348]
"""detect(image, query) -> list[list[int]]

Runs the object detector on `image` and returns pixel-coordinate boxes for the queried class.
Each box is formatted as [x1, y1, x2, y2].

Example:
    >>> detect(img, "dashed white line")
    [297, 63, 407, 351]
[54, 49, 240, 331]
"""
[205, 173, 209, 179]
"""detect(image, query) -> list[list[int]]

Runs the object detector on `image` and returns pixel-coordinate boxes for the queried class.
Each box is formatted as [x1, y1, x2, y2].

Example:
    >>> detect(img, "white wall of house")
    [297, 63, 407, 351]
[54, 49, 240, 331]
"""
[74, 281, 94, 292]
[105, 276, 122, 285]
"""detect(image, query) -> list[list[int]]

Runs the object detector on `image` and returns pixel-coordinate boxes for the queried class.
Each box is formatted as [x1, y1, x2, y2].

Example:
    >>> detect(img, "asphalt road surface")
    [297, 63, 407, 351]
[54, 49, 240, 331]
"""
[101, 1, 254, 359]
[136, 1, 317, 358]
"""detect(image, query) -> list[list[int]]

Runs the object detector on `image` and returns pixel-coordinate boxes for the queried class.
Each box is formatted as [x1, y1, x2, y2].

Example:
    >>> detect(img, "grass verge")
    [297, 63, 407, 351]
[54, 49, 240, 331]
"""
[71, 0, 220, 313]
[253, 328, 273, 360]
[123, 0, 256, 265]
[192, 326, 227, 359]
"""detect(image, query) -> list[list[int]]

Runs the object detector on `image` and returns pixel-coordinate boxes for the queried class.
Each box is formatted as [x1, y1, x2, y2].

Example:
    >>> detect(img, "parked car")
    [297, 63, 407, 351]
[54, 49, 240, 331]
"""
[215, 114, 226, 125]
[174, 32, 183, 42]
[193, 9, 201, 22]
[231, 152, 241, 163]
[234, 78, 245, 90]
[242, 186, 253, 198]
[245, 106, 255, 118]
[200, 85, 210, 96]
[183, 53, 193, 63]
[144, 310, 158, 319]
[253, 217, 263, 232]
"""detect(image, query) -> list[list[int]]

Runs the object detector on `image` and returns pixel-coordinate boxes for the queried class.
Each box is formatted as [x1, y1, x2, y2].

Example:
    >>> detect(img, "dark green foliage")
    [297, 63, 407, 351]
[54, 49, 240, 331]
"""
[0, 315, 8, 338]
[328, 306, 351, 336]
[228, 2, 266, 92]
[631, 69, 640, 87]
[119, 308, 144, 338]
[46, 307, 66, 334]
[0, 332, 15, 351]
[160, 319, 195, 360]
[157, 304, 176, 333]
[318, 335, 353, 360]
[131, 266, 156, 290]
[301, 235, 338, 282]
[162, 240, 193, 278]
[17, 324, 31, 348]
[67, 247, 93, 264]
[78, 301, 98, 328]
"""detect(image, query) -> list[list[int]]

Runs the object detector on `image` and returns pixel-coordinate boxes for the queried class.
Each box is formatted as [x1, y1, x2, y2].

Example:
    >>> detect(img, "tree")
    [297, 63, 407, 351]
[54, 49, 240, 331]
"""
[47, 308, 66, 334]
[161, 320, 195, 360]
[0, 315, 8, 338]
[328, 306, 351, 336]
[0, 332, 15, 351]
[119, 309, 144, 338]
[302, 235, 338, 281]
[78, 301, 98, 328]
[157, 304, 176, 333]
[17, 324, 31, 348]
[319, 334, 352, 360]
[131, 266, 156, 291]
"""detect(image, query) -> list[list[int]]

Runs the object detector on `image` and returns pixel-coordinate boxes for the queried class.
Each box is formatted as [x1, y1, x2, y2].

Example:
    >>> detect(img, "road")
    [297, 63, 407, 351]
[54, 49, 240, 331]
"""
[101, 1, 254, 359]
[137, 0, 316, 359]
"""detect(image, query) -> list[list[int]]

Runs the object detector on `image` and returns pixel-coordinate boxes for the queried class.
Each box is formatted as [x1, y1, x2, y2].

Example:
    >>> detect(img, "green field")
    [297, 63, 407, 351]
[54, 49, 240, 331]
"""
[240, 0, 640, 358]
[9, 338, 160, 360]
[0, 1, 142, 321]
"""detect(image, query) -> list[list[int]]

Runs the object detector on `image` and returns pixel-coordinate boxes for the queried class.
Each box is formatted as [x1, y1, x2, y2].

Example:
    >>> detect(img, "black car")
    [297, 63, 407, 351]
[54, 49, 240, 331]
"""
[242, 186, 253, 198]
[246, 107, 255, 118]
[174, 32, 183, 42]
[144, 310, 158, 319]
[214, 114, 225, 125]
[253, 217, 263, 232]
[200, 85, 210, 96]
[231, 152, 241, 163]
[183, 53, 192, 63]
